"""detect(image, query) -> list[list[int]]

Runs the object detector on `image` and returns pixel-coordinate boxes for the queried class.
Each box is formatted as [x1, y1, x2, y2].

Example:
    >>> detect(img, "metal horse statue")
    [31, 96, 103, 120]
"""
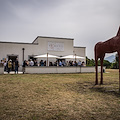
[94, 26, 120, 86]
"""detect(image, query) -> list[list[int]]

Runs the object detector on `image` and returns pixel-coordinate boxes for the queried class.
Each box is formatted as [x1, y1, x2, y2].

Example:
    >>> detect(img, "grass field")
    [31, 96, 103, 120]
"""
[0, 69, 120, 120]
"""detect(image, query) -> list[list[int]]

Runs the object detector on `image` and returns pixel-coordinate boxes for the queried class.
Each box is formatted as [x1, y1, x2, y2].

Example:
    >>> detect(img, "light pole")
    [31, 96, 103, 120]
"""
[22, 48, 25, 62]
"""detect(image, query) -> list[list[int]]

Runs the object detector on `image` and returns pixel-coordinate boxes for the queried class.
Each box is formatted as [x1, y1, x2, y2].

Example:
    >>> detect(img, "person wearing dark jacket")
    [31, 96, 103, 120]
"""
[22, 60, 27, 74]
[14, 58, 19, 74]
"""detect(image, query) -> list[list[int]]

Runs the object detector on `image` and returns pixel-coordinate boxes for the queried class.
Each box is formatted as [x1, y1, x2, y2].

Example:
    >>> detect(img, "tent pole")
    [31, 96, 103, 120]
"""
[75, 54, 76, 61]
[47, 53, 48, 66]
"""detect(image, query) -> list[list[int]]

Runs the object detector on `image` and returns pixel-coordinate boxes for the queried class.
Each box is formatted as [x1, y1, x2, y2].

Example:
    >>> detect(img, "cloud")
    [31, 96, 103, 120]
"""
[0, 0, 120, 59]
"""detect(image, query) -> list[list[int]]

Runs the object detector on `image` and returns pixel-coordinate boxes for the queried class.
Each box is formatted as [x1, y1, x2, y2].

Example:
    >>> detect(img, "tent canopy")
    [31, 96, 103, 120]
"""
[34, 53, 59, 58]
[34, 53, 60, 66]
[34, 54, 85, 59]
[61, 55, 85, 59]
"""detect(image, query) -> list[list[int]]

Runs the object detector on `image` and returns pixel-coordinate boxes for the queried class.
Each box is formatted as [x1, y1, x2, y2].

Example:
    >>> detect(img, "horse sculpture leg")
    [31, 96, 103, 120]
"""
[95, 57, 98, 85]
[118, 52, 120, 92]
[100, 56, 104, 85]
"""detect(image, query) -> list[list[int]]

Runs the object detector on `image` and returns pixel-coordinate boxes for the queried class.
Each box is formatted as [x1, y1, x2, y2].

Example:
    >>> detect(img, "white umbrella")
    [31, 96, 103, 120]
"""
[34, 53, 59, 66]
[61, 54, 85, 62]
[61, 55, 85, 59]
[34, 53, 59, 58]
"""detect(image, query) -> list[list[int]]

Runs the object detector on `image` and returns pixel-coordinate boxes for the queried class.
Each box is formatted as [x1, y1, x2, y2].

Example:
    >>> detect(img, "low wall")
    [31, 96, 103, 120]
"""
[25, 66, 102, 74]
[0, 67, 4, 74]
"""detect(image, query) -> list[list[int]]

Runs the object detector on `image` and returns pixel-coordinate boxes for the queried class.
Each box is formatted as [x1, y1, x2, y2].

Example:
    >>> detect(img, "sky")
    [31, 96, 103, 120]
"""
[0, 0, 120, 59]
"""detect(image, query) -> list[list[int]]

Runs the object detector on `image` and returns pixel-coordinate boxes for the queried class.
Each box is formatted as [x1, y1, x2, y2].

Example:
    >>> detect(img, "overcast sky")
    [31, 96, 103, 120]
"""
[0, 0, 120, 59]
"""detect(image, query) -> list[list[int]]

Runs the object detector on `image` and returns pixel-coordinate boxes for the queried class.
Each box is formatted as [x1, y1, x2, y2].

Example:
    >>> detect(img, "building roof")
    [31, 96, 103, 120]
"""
[0, 36, 74, 45]
[74, 46, 86, 48]
[32, 36, 74, 43]
[0, 41, 38, 45]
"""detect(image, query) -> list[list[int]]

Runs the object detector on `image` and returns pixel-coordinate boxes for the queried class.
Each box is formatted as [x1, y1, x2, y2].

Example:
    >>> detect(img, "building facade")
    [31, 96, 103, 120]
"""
[0, 36, 86, 67]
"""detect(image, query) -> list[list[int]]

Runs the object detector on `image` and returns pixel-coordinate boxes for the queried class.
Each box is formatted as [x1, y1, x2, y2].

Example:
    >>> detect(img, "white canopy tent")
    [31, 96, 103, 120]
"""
[61, 55, 85, 61]
[34, 54, 59, 58]
[34, 53, 59, 66]
[34, 54, 85, 66]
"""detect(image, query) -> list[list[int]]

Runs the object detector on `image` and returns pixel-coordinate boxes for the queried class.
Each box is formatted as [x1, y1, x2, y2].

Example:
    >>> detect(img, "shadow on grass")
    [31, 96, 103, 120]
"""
[64, 81, 93, 94]
[65, 81, 120, 97]
[90, 85, 120, 97]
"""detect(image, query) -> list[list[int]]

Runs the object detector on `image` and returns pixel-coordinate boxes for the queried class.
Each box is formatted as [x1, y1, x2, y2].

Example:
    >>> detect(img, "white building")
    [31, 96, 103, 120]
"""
[0, 36, 86, 67]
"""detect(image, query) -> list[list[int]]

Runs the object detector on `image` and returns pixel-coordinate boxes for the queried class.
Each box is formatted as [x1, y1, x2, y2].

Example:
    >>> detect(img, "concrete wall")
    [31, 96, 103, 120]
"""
[0, 42, 38, 66]
[36, 37, 74, 56]
[73, 47, 86, 63]
[0, 67, 4, 74]
[25, 66, 102, 74]
[73, 47, 86, 58]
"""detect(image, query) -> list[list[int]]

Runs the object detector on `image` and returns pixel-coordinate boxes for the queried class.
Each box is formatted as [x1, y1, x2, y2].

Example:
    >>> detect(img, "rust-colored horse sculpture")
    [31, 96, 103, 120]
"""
[95, 26, 120, 85]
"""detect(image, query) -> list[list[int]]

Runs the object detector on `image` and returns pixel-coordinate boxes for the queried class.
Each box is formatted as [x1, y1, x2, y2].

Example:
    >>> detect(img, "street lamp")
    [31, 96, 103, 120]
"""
[22, 48, 25, 62]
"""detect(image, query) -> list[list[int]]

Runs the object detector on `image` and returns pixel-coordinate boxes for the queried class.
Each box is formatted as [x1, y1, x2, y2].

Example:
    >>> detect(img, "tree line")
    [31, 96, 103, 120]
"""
[86, 54, 119, 69]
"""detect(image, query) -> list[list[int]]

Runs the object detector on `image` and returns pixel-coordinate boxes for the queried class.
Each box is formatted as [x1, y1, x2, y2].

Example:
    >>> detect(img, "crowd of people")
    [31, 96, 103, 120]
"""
[58, 60, 85, 67]
[0, 59, 85, 74]
[23, 59, 85, 67]
[0, 58, 19, 74]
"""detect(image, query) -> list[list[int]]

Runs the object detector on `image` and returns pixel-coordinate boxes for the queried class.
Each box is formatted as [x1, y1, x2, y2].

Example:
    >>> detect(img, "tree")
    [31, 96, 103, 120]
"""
[103, 60, 111, 68]
[86, 57, 95, 66]
[86, 56, 111, 68]
[111, 54, 119, 69]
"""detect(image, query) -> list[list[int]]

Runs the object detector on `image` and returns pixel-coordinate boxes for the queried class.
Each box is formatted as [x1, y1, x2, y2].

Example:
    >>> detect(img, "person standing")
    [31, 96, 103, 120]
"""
[78, 60, 82, 67]
[8, 59, 12, 73]
[29, 59, 34, 66]
[59, 60, 62, 66]
[14, 58, 19, 74]
[4, 61, 7, 71]
[66, 61, 69, 67]
[0, 60, 4, 67]
[22, 60, 27, 74]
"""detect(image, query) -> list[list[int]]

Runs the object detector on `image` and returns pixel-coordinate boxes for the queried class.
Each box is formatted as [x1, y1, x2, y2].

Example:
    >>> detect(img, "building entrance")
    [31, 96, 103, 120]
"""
[8, 55, 18, 71]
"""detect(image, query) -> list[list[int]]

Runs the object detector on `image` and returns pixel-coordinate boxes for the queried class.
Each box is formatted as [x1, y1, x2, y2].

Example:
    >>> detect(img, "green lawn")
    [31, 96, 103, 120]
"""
[0, 69, 120, 120]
